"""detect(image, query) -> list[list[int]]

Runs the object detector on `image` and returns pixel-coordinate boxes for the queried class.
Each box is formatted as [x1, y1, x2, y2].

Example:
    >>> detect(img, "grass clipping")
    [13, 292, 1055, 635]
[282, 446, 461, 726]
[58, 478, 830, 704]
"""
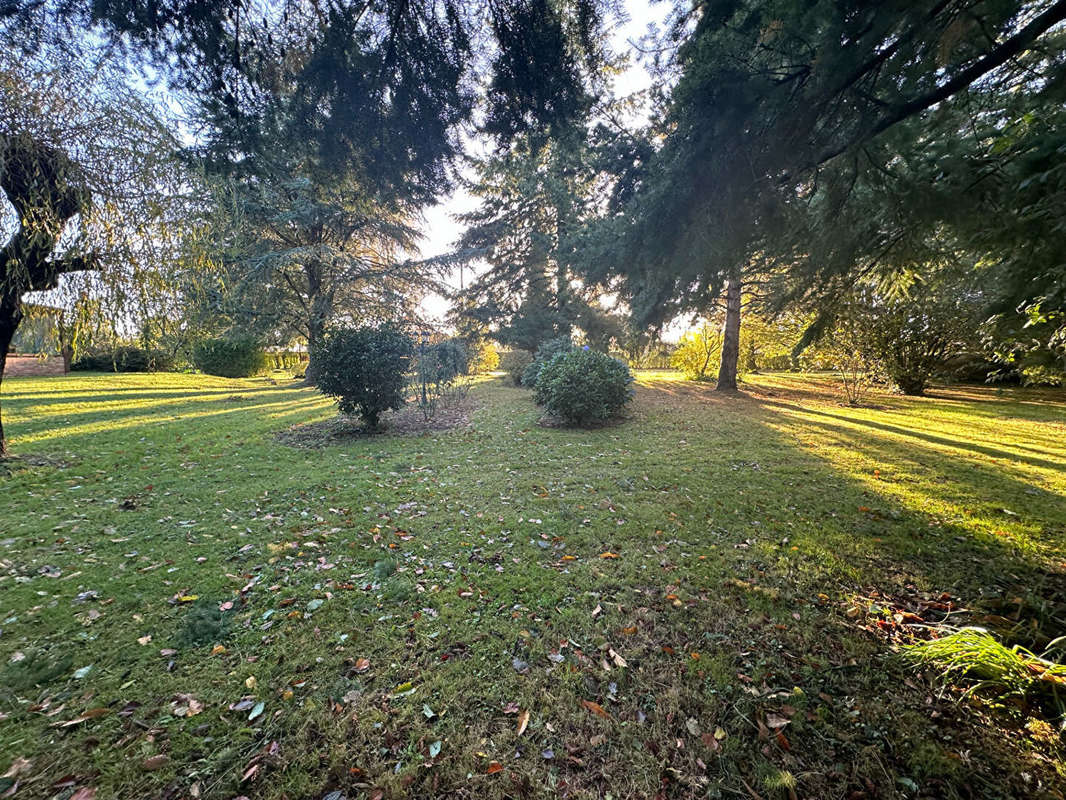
[903, 627, 1066, 709]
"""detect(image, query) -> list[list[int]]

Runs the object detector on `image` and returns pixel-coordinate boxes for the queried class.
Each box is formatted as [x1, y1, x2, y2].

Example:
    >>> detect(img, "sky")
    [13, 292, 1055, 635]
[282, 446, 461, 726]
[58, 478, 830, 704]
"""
[415, 0, 672, 324]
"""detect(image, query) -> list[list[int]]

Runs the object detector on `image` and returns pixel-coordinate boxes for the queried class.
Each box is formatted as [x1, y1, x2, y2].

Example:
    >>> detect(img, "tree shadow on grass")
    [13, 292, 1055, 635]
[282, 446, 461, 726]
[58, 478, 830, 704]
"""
[630, 377, 1066, 797]
[4, 388, 320, 451]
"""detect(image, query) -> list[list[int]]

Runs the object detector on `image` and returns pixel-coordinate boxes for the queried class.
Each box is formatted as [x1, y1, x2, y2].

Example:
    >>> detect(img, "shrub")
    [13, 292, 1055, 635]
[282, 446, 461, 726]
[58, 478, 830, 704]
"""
[71, 346, 174, 372]
[522, 336, 574, 387]
[427, 339, 469, 383]
[193, 336, 269, 378]
[469, 340, 500, 374]
[671, 324, 722, 381]
[533, 348, 634, 425]
[817, 318, 885, 406]
[313, 325, 413, 428]
[412, 338, 471, 420]
[499, 349, 533, 385]
[818, 283, 980, 396]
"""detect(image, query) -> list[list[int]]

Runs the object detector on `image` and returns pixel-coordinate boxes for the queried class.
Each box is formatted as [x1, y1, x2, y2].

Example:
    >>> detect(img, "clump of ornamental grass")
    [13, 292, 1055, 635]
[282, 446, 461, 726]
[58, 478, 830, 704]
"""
[902, 627, 1066, 711]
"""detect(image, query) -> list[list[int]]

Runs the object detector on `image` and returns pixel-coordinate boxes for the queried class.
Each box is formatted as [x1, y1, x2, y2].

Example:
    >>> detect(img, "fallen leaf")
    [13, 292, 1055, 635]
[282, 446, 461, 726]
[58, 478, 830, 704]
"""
[486, 761, 503, 774]
[599, 552, 619, 559]
[765, 713, 789, 730]
[581, 699, 610, 719]
[354, 658, 370, 673]
[142, 755, 170, 771]
[701, 732, 720, 752]
[171, 694, 203, 718]
[516, 709, 530, 736]
[3, 757, 32, 778]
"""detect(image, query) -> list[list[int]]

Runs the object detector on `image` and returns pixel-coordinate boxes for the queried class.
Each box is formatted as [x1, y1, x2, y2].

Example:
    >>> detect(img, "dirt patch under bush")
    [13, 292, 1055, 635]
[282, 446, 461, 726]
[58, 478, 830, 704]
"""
[277, 399, 476, 448]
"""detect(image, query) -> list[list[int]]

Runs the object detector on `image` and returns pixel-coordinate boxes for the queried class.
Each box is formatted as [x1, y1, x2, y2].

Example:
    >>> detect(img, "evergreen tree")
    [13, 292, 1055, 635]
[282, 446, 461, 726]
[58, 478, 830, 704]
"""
[590, 0, 1066, 391]
[455, 129, 622, 352]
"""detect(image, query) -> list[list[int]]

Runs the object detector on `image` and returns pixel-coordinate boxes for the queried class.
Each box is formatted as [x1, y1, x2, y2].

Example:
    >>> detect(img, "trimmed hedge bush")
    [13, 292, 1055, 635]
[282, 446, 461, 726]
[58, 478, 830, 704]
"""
[313, 325, 413, 428]
[193, 336, 269, 378]
[499, 349, 533, 385]
[71, 347, 174, 372]
[521, 336, 574, 387]
[533, 348, 634, 425]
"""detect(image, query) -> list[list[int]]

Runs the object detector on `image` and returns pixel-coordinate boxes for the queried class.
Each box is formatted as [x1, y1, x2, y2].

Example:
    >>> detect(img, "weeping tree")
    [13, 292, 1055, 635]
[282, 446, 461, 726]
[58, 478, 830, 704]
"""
[0, 53, 185, 455]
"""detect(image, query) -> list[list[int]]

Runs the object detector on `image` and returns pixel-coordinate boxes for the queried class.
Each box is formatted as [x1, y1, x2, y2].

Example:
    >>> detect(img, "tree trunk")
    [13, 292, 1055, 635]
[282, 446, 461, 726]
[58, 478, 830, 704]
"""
[717, 278, 741, 392]
[304, 317, 324, 385]
[301, 264, 333, 386]
[0, 298, 24, 457]
[1, 134, 95, 456]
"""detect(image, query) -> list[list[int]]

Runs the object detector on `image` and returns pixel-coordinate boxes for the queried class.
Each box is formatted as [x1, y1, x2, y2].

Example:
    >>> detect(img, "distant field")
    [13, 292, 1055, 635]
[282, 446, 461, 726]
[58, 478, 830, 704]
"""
[2, 371, 1065, 799]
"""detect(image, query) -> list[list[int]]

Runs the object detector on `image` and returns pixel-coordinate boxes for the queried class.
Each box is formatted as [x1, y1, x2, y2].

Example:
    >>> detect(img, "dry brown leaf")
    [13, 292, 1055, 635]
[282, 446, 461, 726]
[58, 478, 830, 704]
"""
[516, 709, 530, 736]
[142, 755, 170, 771]
[765, 713, 789, 729]
[581, 699, 610, 719]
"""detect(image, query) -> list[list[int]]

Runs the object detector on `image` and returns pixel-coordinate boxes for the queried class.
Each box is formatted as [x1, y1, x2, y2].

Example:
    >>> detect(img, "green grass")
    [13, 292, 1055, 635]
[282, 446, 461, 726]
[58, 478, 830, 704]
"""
[1, 370, 1065, 799]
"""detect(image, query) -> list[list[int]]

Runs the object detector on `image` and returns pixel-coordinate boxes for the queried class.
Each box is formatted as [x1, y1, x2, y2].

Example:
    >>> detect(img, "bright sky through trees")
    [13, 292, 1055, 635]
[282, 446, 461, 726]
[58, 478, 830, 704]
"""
[416, 0, 670, 323]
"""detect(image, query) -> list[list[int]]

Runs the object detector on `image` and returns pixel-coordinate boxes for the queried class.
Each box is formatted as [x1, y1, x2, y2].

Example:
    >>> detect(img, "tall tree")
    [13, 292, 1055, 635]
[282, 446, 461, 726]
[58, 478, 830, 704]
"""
[3, 0, 616, 196]
[455, 128, 622, 352]
[199, 157, 442, 380]
[593, 0, 1066, 391]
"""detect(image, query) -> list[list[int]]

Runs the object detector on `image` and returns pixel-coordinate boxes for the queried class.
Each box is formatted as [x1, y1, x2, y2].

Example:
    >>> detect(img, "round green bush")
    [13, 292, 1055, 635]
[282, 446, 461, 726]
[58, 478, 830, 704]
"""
[522, 336, 574, 388]
[533, 348, 634, 425]
[192, 336, 268, 378]
[312, 325, 413, 428]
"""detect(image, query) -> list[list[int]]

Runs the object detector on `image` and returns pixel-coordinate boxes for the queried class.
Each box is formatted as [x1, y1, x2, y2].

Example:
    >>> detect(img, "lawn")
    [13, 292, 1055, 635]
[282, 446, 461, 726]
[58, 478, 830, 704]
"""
[1, 370, 1065, 800]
